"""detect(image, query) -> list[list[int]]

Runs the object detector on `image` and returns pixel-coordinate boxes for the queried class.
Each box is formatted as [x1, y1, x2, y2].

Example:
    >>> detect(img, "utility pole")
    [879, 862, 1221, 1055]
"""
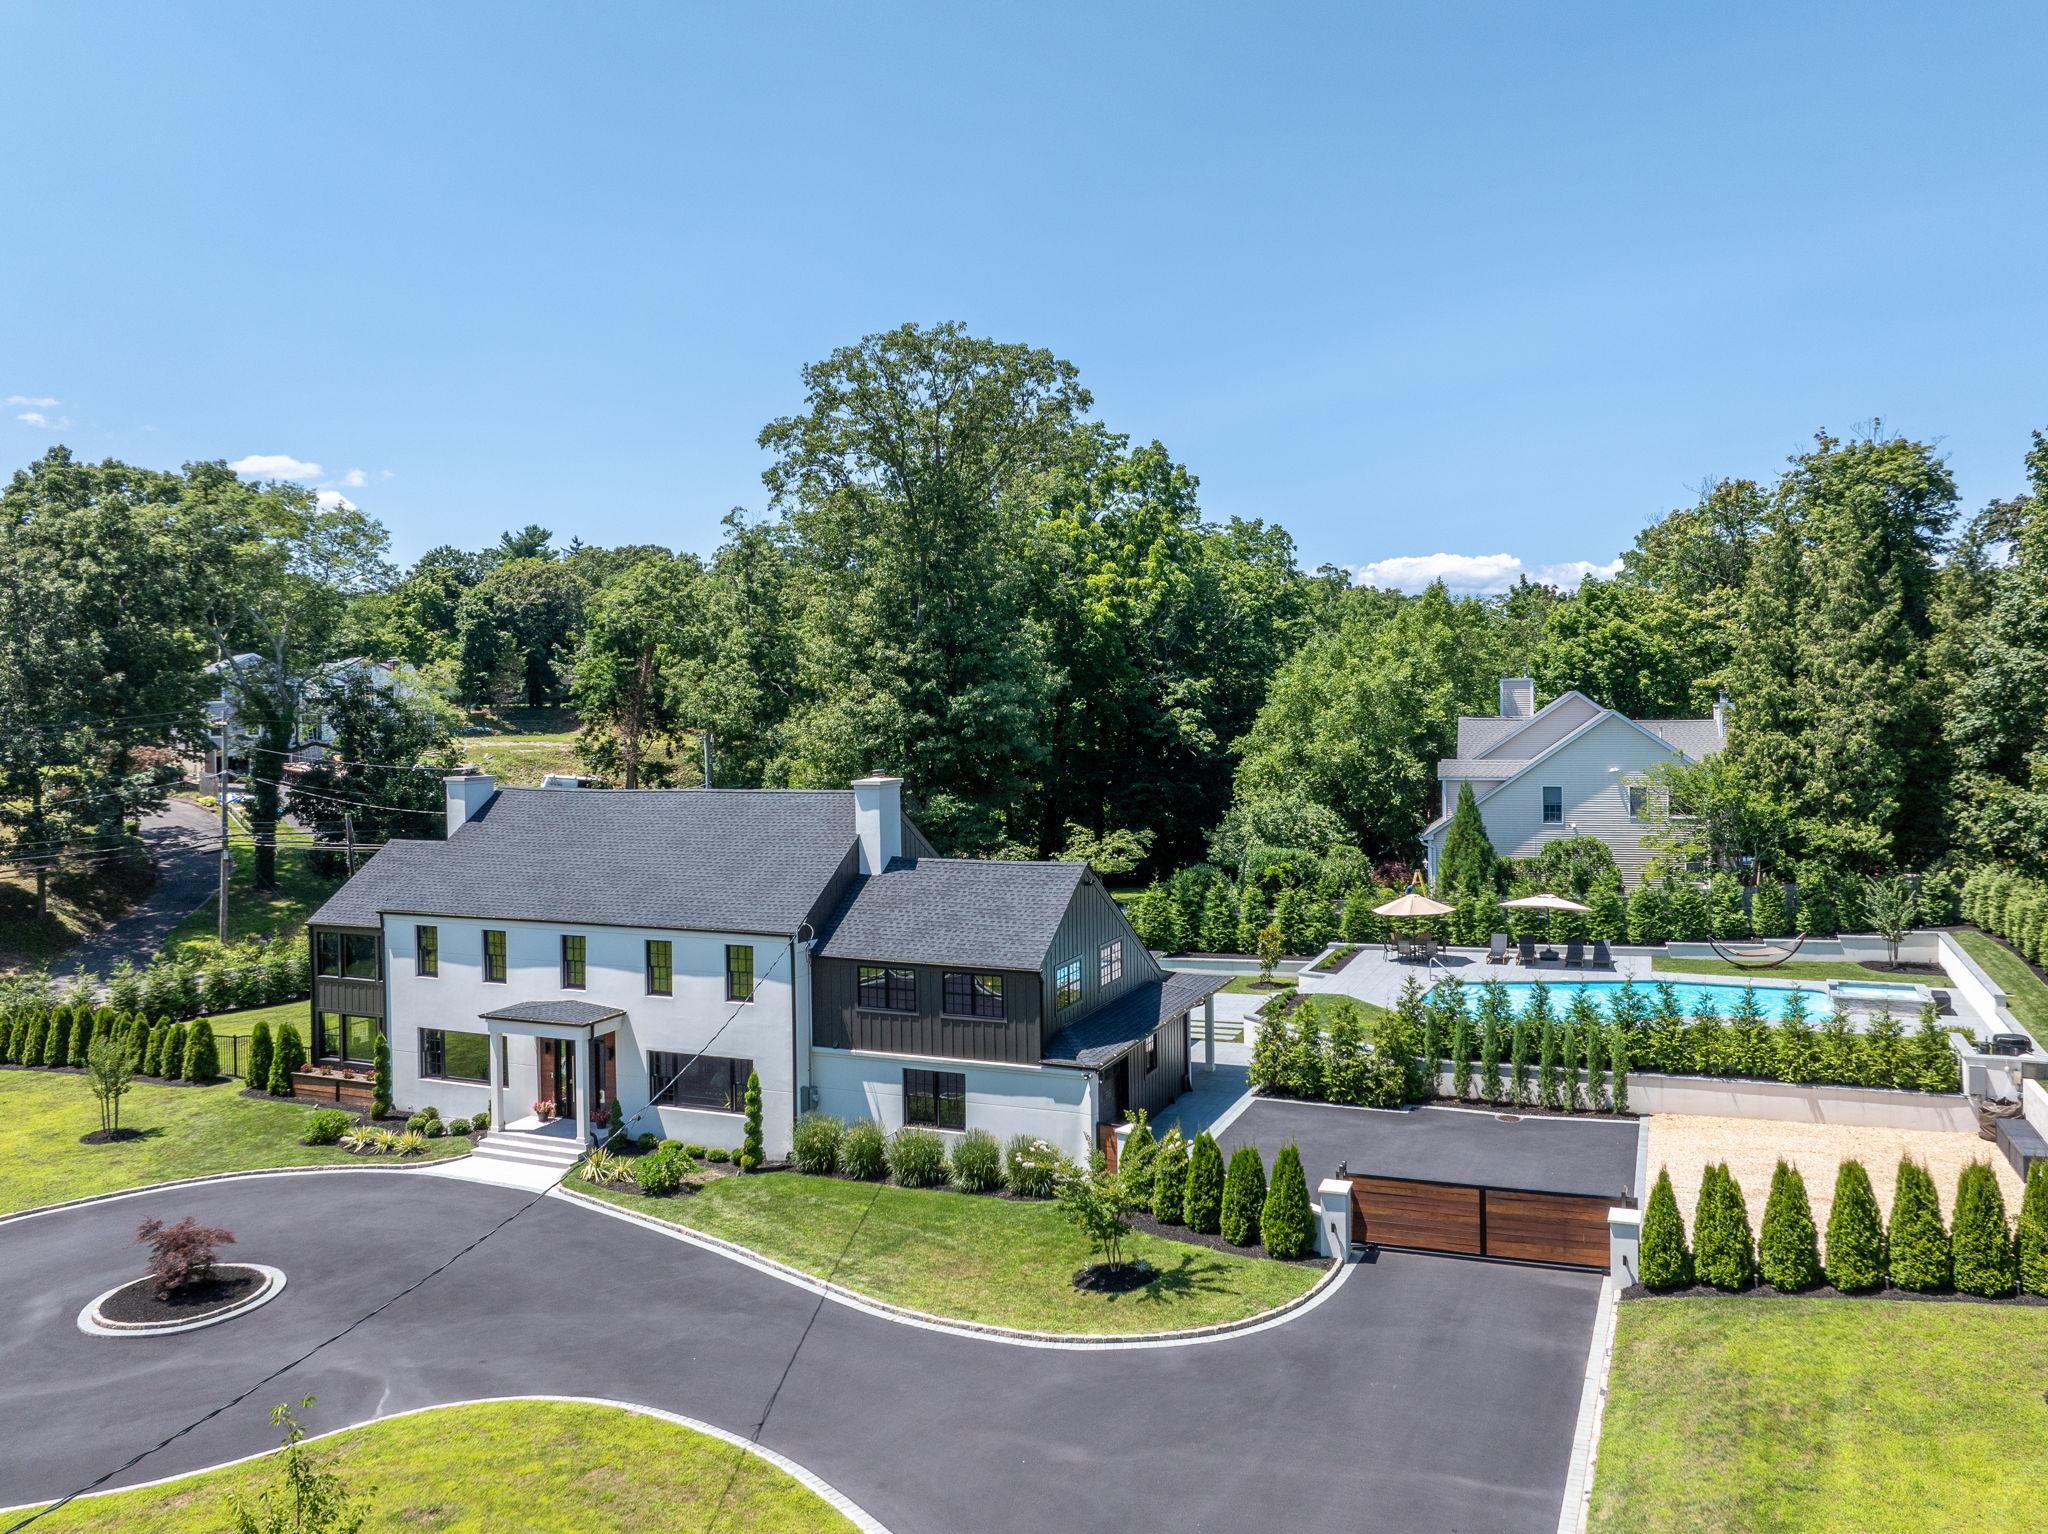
[344, 811, 356, 875]
[216, 700, 231, 945]
[701, 728, 713, 789]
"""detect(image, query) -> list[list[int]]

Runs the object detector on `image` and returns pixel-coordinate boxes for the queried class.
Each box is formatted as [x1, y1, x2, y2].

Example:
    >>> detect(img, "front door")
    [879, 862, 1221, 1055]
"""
[536, 1038, 576, 1120]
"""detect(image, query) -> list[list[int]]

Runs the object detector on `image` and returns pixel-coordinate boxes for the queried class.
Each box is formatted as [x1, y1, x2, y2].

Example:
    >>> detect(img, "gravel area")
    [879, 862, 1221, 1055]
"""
[1644, 1114, 2025, 1231]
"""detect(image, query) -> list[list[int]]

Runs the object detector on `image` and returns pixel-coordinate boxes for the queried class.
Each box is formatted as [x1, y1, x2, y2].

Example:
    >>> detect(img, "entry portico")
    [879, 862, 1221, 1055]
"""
[479, 998, 625, 1142]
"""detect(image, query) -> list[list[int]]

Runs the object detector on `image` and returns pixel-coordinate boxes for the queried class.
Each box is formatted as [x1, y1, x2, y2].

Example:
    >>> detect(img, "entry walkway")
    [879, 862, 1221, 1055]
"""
[426, 1117, 583, 1191]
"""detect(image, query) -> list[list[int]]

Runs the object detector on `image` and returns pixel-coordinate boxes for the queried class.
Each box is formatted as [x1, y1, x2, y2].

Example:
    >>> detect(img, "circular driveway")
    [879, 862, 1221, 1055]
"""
[0, 1173, 1602, 1533]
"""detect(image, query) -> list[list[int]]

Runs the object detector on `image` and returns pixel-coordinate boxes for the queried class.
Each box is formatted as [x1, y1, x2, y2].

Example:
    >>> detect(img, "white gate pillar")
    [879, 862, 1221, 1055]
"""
[1317, 1178, 1353, 1260]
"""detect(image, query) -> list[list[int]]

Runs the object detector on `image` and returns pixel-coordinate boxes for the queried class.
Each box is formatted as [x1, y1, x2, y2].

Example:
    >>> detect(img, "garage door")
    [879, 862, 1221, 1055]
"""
[1349, 1175, 1617, 1271]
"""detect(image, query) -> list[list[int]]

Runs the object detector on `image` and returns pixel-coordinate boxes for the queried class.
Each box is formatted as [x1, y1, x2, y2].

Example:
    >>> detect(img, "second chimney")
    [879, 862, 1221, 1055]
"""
[851, 775, 904, 874]
[1499, 677, 1536, 719]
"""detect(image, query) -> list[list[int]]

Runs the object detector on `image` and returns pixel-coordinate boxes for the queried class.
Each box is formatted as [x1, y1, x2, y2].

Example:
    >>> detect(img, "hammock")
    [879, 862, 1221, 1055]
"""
[1705, 934, 1809, 969]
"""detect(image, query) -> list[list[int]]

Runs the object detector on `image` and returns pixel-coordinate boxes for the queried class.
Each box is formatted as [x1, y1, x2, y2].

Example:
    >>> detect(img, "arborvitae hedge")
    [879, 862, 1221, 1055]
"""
[2019, 1162, 2048, 1299]
[268, 1023, 306, 1095]
[1150, 1131, 1188, 1223]
[1120, 1117, 1159, 1198]
[1758, 1160, 1821, 1292]
[1182, 1132, 1225, 1234]
[141, 1021, 164, 1077]
[1885, 1159, 1950, 1293]
[1823, 1160, 1886, 1293]
[247, 1020, 273, 1093]
[1220, 1144, 1268, 1246]
[1260, 1144, 1314, 1260]
[181, 1019, 219, 1082]
[1951, 1161, 2016, 1298]
[1692, 1164, 1755, 1291]
[69, 1007, 92, 1067]
[1638, 1168, 1691, 1290]
[159, 1023, 187, 1079]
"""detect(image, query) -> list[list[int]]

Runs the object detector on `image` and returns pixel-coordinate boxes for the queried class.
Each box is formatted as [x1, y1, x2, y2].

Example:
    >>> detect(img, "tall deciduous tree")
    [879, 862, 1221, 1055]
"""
[570, 554, 702, 787]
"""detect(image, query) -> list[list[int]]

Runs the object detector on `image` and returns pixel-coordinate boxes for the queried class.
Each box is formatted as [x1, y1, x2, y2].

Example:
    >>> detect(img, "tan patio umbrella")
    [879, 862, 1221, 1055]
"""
[1501, 891, 1593, 942]
[1372, 892, 1456, 919]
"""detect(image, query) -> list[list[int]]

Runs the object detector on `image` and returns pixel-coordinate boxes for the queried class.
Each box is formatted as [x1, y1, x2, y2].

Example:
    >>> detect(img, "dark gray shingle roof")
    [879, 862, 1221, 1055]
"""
[814, 857, 1085, 971]
[1041, 969, 1229, 1069]
[309, 788, 862, 934]
[478, 998, 625, 1026]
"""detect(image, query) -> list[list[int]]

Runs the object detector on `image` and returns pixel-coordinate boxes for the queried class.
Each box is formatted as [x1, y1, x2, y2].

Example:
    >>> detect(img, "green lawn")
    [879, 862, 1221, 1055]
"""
[0, 1069, 466, 1215]
[203, 1000, 312, 1080]
[2, 1399, 855, 1533]
[1221, 973, 1297, 995]
[1590, 1298, 2048, 1534]
[162, 834, 343, 968]
[581, 1171, 1320, 1333]
[1649, 956, 1920, 984]
[1952, 928, 2048, 1033]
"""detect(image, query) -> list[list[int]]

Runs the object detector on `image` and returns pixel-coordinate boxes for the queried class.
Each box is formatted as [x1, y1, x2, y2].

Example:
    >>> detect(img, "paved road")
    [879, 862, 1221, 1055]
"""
[54, 800, 220, 979]
[0, 1174, 1602, 1532]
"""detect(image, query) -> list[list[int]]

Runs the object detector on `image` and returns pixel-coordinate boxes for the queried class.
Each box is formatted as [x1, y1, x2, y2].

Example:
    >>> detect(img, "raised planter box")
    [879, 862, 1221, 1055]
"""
[291, 1070, 375, 1110]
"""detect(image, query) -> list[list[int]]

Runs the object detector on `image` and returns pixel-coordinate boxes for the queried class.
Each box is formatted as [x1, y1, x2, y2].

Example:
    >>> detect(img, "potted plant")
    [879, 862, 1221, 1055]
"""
[531, 1099, 555, 1121]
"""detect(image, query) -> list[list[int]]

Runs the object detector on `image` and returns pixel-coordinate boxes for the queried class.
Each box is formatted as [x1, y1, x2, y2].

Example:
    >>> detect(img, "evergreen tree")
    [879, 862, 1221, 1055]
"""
[246, 1020, 274, 1094]
[1235, 881, 1267, 955]
[1199, 882, 1239, 952]
[1219, 1144, 1268, 1246]
[1477, 981, 1508, 1104]
[1509, 1009, 1534, 1107]
[69, 1006, 92, 1068]
[1885, 1159, 1950, 1292]
[1708, 872, 1750, 939]
[1823, 1159, 1886, 1292]
[1586, 875, 1626, 942]
[1666, 880, 1710, 941]
[1450, 1005, 1474, 1100]
[1182, 1133, 1225, 1234]
[1749, 881, 1791, 939]
[740, 1071, 764, 1170]
[1638, 1168, 1691, 1290]
[1119, 1114, 1159, 1198]
[1260, 1143, 1315, 1260]
[1950, 1161, 2016, 1298]
[1248, 1008, 1290, 1095]
[2018, 1161, 2048, 1299]
[1758, 1160, 1821, 1291]
[1537, 1013, 1562, 1111]
[1150, 1130, 1188, 1224]
[268, 1023, 306, 1096]
[1437, 782, 1500, 896]
[42, 1011, 71, 1068]
[181, 1019, 219, 1082]
[1321, 1000, 1369, 1105]
[1692, 1163, 1756, 1291]
[372, 1032, 393, 1118]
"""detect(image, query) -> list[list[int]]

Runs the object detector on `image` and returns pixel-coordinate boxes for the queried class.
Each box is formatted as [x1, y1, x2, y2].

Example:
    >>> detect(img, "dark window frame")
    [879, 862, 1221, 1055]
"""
[941, 971, 1004, 1020]
[419, 1026, 488, 1083]
[315, 931, 341, 977]
[561, 933, 586, 990]
[646, 1051, 752, 1113]
[416, 924, 438, 977]
[646, 939, 673, 996]
[1054, 958, 1082, 1011]
[1099, 939, 1123, 987]
[482, 929, 508, 984]
[1542, 786, 1564, 824]
[316, 1012, 383, 1065]
[342, 933, 379, 981]
[857, 965, 917, 1013]
[1144, 1031, 1159, 1074]
[903, 1067, 966, 1130]
[725, 944, 755, 1003]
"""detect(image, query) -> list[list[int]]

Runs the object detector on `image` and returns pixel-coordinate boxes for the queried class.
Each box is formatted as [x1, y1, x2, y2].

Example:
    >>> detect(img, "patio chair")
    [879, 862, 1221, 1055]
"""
[1563, 939, 1585, 968]
[1420, 933, 1441, 963]
[1590, 939, 1613, 968]
[1487, 932, 1509, 964]
[1394, 933, 1416, 962]
[1516, 936, 1537, 966]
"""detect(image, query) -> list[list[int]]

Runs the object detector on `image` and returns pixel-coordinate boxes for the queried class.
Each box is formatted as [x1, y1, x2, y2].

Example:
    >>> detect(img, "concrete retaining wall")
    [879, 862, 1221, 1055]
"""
[2027, 1078, 2048, 1140]
[1431, 1068, 1977, 1132]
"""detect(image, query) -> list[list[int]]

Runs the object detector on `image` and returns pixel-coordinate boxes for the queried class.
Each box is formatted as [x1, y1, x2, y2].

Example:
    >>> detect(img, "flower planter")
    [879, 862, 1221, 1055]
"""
[291, 1069, 376, 1110]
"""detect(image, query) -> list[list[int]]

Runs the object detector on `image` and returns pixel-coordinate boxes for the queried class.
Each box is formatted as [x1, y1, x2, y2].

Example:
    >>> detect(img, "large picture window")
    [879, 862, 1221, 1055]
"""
[646, 940, 673, 996]
[420, 1027, 489, 1082]
[342, 934, 379, 980]
[903, 1068, 966, 1130]
[726, 944, 754, 1002]
[561, 934, 586, 989]
[482, 929, 507, 983]
[1055, 958, 1082, 1011]
[316, 1012, 383, 1064]
[857, 965, 916, 1012]
[941, 971, 1004, 1019]
[416, 924, 438, 977]
[646, 1052, 752, 1112]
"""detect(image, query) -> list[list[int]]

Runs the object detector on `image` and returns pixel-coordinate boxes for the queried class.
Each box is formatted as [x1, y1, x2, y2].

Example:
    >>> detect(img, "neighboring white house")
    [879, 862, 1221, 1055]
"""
[197, 654, 416, 790]
[304, 774, 1222, 1161]
[1421, 676, 1725, 886]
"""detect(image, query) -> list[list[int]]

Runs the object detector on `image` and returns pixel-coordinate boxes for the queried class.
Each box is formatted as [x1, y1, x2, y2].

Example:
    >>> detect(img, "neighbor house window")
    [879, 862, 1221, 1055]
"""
[1542, 786, 1563, 824]
[316, 1013, 383, 1064]
[1055, 958, 1082, 1011]
[646, 940, 673, 996]
[342, 933, 379, 980]
[482, 929, 507, 983]
[857, 965, 916, 1012]
[315, 932, 341, 976]
[1099, 939, 1123, 987]
[646, 1051, 752, 1111]
[420, 1027, 488, 1082]
[725, 944, 755, 1002]
[1144, 1032, 1159, 1073]
[561, 934, 586, 989]
[904, 1068, 966, 1130]
[416, 924, 438, 977]
[941, 971, 1004, 1019]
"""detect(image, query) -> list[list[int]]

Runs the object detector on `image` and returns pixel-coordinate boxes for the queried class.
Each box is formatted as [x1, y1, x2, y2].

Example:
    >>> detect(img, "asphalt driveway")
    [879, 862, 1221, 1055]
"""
[0, 1173, 1602, 1533]
[1222, 1097, 1641, 1202]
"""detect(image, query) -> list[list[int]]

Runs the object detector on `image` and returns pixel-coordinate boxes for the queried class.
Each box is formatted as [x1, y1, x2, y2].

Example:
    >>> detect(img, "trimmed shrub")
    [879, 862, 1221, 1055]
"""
[1260, 1143, 1315, 1259]
[1758, 1160, 1821, 1292]
[447, 1117, 472, 1136]
[1823, 1159, 1886, 1292]
[684, 1143, 708, 1158]
[268, 1023, 305, 1095]
[1951, 1161, 2016, 1298]
[633, 1143, 698, 1196]
[739, 1071, 764, 1171]
[1150, 1130, 1188, 1223]
[1691, 1164, 1755, 1291]
[181, 1019, 220, 1082]
[246, 1020, 273, 1092]
[20, 1015, 48, 1069]
[1182, 1132, 1225, 1234]
[472, 1106, 490, 1132]
[949, 1127, 1003, 1192]
[635, 1131, 658, 1153]
[706, 1146, 730, 1163]
[2019, 1161, 2048, 1298]
[405, 1108, 440, 1133]
[886, 1126, 948, 1188]
[790, 1112, 843, 1175]
[1886, 1159, 1951, 1292]
[372, 1032, 393, 1118]
[43, 1012, 72, 1068]
[839, 1119, 887, 1181]
[1119, 1115, 1159, 1198]
[1003, 1134, 1065, 1198]
[1219, 1144, 1267, 1246]
[1638, 1168, 1691, 1290]
[423, 1118, 447, 1138]
[302, 1109, 353, 1146]
[159, 1023, 187, 1079]
[70, 1007, 92, 1068]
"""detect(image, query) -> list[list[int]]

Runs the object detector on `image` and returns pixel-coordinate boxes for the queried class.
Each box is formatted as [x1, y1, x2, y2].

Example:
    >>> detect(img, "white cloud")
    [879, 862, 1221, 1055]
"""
[15, 411, 72, 429]
[1349, 552, 1622, 596]
[6, 395, 60, 408]
[315, 489, 358, 512]
[228, 453, 324, 480]
[339, 467, 368, 488]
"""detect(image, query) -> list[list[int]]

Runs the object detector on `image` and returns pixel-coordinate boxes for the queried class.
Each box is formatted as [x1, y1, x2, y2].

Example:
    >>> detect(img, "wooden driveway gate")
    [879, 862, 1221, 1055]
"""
[1347, 1173, 1616, 1271]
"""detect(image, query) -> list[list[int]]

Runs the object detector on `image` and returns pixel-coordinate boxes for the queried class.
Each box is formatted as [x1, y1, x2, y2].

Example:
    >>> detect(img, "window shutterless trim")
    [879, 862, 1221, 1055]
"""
[482, 929, 507, 984]
[1054, 958, 1082, 1011]
[856, 965, 917, 1013]
[903, 1067, 966, 1130]
[645, 939, 673, 996]
[415, 924, 438, 977]
[725, 943, 754, 1003]
[561, 933, 586, 990]
[940, 971, 1004, 1019]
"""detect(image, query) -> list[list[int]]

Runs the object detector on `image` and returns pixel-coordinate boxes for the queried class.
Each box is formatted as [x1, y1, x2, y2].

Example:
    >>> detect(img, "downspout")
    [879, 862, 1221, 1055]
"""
[790, 921, 814, 1137]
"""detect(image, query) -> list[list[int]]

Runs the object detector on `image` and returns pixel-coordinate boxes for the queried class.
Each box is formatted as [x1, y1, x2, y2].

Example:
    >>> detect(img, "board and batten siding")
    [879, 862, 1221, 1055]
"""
[809, 958, 1046, 1065]
[1038, 875, 1161, 1024]
[307, 924, 386, 1024]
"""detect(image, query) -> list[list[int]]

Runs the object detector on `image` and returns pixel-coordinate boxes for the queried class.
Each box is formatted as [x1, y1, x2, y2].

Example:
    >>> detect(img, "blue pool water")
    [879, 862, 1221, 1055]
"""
[1431, 978, 1826, 1020]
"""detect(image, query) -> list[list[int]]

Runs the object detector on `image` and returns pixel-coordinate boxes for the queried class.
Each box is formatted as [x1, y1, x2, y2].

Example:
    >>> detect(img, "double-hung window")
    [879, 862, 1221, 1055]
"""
[725, 944, 754, 1002]
[1054, 958, 1082, 1011]
[857, 965, 916, 1012]
[1098, 939, 1123, 987]
[903, 1068, 966, 1130]
[561, 934, 586, 989]
[416, 924, 438, 977]
[646, 1052, 752, 1111]
[1542, 786, 1564, 824]
[1144, 1032, 1159, 1073]
[646, 939, 673, 996]
[941, 971, 1004, 1019]
[482, 929, 507, 984]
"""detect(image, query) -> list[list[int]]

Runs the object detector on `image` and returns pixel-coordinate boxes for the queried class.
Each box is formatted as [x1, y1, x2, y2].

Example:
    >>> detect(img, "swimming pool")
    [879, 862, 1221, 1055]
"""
[1430, 978, 1827, 1020]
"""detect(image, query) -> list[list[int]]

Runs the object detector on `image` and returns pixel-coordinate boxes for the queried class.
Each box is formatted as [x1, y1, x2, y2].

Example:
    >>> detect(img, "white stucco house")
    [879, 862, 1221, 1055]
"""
[302, 773, 1222, 1164]
[1420, 677, 1725, 886]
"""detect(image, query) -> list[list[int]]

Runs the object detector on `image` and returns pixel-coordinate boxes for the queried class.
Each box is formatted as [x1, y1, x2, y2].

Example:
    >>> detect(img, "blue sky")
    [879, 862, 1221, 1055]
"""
[3, 2, 2043, 587]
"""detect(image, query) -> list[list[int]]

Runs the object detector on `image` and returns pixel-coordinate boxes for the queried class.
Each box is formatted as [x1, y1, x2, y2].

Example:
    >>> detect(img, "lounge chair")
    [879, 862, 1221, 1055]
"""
[1563, 939, 1585, 968]
[1516, 936, 1537, 966]
[1487, 932, 1509, 964]
[1590, 939, 1613, 968]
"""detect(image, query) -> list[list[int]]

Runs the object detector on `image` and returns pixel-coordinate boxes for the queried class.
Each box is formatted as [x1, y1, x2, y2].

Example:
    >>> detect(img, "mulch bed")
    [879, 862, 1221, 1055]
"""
[1126, 1208, 1331, 1268]
[98, 1265, 266, 1325]
[1622, 1280, 2047, 1307]
[1072, 1260, 1158, 1294]
[77, 1127, 147, 1144]
[1311, 947, 1363, 975]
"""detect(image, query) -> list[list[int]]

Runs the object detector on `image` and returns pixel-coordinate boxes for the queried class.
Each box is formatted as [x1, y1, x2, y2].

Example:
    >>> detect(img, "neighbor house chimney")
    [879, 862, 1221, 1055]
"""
[1712, 689, 1729, 739]
[1499, 677, 1536, 719]
[444, 769, 496, 838]
[850, 775, 904, 875]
